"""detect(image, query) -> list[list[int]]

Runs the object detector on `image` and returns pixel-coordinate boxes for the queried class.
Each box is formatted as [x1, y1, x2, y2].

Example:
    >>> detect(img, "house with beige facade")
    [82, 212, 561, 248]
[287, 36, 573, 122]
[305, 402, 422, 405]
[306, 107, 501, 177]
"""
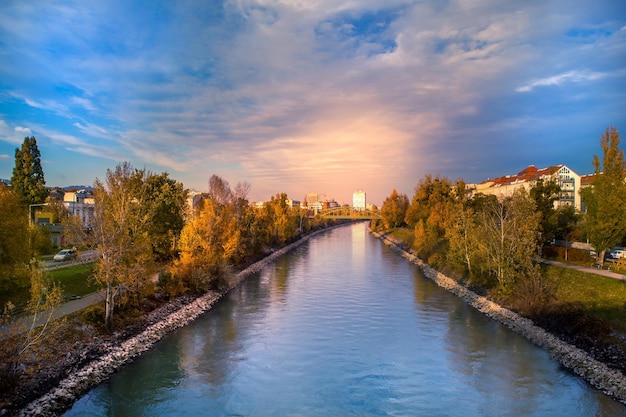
[468, 165, 583, 211]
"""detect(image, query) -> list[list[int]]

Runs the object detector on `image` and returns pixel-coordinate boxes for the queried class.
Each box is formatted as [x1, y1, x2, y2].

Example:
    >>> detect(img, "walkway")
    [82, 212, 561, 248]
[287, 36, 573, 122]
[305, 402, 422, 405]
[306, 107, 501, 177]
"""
[0, 290, 105, 336]
[540, 259, 626, 281]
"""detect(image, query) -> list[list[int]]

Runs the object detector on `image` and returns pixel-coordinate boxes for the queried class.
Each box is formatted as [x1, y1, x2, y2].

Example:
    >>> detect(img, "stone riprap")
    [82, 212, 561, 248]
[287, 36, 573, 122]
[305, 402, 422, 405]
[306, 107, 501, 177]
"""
[372, 230, 626, 405]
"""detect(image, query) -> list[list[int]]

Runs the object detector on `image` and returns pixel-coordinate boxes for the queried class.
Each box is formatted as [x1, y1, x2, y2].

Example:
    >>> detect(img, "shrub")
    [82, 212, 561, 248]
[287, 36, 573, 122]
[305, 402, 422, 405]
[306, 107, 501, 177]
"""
[81, 304, 105, 326]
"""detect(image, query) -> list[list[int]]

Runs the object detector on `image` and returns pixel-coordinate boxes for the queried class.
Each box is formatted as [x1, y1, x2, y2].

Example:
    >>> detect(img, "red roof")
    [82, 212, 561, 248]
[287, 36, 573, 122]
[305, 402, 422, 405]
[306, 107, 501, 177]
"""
[481, 165, 562, 187]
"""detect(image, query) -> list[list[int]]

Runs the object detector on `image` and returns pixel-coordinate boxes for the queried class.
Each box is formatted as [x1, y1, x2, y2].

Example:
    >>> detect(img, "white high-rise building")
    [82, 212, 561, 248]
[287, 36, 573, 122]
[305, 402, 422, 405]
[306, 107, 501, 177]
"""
[353, 190, 366, 211]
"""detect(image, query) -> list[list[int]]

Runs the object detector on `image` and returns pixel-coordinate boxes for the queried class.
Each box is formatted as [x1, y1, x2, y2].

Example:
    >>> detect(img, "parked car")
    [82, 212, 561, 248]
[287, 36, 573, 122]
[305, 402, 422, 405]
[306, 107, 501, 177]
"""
[53, 248, 77, 262]
[609, 249, 625, 259]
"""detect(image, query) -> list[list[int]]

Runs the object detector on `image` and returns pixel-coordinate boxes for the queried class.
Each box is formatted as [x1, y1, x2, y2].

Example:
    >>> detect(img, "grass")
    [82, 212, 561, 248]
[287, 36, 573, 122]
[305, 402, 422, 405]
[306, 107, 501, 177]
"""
[49, 263, 101, 299]
[1, 263, 101, 313]
[540, 264, 626, 334]
[389, 228, 414, 248]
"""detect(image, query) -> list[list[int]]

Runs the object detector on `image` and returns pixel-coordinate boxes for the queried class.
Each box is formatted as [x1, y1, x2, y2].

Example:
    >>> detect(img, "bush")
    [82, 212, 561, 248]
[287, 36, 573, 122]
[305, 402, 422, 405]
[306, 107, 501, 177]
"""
[81, 304, 105, 326]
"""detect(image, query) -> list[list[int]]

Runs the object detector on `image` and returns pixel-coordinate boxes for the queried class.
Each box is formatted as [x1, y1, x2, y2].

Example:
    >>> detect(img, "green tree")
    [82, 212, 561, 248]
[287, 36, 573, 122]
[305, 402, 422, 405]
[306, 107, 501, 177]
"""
[380, 189, 409, 229]
[11, 137, 48, 207]
[554, 205, 580, 261]
[141, 172, 188, 261]
[529, 179, 561, 246]
[580, 127, 626, 264]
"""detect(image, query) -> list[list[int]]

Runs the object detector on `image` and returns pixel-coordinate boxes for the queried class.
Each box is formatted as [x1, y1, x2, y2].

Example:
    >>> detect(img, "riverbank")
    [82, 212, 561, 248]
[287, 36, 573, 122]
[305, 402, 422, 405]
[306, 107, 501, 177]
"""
[371, 229, 626, 405]
[10, 224, 349, 417]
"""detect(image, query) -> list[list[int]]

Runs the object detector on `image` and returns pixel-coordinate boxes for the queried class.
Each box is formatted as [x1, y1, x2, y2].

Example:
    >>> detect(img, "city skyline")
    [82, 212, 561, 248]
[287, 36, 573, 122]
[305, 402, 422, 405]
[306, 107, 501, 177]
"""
[1, 1, 625, 206]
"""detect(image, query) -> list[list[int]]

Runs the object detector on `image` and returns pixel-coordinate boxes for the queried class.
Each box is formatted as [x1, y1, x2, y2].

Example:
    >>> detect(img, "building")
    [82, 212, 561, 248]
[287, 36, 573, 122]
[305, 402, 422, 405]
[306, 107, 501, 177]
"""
[286, 198, 301, 209]
[64, 190, 95, 228]
[469, 165, 583, 211]
[352, 190, 366, 211]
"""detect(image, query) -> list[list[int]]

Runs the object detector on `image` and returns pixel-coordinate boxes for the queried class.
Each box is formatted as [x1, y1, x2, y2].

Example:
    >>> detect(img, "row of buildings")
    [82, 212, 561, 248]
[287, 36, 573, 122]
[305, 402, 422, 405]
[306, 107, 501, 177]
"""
[251, 191, 371, 214]
[467, 164, 593, 211]
[34, 189, 373, 230]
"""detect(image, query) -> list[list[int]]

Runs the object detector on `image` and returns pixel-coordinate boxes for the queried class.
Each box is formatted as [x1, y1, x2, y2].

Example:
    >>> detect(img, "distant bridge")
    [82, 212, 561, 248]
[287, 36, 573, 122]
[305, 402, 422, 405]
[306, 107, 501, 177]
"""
[317, 207, 381, 220]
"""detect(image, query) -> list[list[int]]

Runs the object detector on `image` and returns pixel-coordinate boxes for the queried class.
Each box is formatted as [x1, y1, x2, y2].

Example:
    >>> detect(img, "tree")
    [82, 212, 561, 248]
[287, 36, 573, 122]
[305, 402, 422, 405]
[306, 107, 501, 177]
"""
[0, 185, 30, 293]
[529, 179, 561, 246]
[173, 197, 240, 293]
[141, 172, 188, 261]
[405, 175, 454, 229]
[92, 163, 152, 330]
[380, 189, 409, 229]
[554, 205, 580, 261]
[580, 127, 626, 264]
[11, 137, 48, 207]
[475, 189, 541, 295]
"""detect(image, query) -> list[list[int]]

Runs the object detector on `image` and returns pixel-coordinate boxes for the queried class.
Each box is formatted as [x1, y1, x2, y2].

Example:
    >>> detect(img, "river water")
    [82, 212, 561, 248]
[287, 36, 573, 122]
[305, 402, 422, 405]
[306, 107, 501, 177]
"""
[64, 223, 626, 416]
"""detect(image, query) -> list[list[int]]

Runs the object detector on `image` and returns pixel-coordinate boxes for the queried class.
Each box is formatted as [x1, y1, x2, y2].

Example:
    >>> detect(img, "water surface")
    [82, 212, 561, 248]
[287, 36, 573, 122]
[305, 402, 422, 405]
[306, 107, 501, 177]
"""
[64, 223, 626, 416]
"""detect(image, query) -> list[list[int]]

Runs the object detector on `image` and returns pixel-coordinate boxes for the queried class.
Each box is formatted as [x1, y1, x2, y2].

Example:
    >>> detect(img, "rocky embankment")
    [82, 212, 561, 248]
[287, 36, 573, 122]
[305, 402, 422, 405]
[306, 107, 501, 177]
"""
[372, 230, 626, 406]
[15, 227, 333, 417]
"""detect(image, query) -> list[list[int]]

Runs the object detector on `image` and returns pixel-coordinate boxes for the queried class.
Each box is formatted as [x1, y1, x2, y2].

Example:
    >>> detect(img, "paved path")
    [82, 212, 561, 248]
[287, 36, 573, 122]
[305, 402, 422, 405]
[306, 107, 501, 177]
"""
[539, 258, 626, 281]
[0, 290, 105, 336]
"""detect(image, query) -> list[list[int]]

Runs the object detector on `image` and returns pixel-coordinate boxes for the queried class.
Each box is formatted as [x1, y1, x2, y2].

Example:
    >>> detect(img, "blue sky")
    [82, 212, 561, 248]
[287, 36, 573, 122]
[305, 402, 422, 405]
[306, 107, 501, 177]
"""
[0, 0, 625, 205]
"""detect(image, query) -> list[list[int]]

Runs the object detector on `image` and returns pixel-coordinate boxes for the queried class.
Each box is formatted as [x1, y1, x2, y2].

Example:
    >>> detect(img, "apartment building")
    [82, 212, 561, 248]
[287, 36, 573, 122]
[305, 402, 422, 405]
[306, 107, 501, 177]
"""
[468, 165, 582, 211]
[64, 189, 95, 228]
[353, 190, 366, 211]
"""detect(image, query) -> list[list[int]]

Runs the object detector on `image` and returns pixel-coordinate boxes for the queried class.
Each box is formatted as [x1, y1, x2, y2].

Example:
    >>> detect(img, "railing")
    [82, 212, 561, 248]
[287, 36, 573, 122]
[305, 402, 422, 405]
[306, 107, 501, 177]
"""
[317, 207, 381, 219]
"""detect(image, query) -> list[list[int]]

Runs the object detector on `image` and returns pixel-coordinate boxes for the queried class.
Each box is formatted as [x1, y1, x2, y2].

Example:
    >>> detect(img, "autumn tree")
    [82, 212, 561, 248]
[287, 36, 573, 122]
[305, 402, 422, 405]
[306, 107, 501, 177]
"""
[264, 193, 298, 246]
[580, 127, 626, 264]
[11, 136, 48, 207]
[0, 185, 30, 293]
[405, 175, 461, 261]
[92, 163, 153, 330]
[380, 189, 409, 229]
[174, 198, 240, 293]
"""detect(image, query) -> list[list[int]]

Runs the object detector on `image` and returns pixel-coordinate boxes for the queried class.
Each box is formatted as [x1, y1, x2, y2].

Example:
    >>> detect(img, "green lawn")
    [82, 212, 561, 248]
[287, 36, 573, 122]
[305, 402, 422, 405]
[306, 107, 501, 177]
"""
[540, 264, 626, 333]
[1, 263, 101, 313]
[50, 263, 101, 299]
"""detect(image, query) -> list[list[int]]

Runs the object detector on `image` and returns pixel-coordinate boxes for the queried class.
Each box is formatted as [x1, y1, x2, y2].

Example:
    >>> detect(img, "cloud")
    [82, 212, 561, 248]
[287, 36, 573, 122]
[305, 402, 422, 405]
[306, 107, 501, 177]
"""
[516, 70, 609, 92]
[0, 120, 30, 145]
[14, 126, 32, 136]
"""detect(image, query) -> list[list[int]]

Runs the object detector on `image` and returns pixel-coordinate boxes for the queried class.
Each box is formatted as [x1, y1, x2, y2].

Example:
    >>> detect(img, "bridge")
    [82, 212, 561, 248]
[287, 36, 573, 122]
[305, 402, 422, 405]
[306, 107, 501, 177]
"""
[316, 207, 381, 220]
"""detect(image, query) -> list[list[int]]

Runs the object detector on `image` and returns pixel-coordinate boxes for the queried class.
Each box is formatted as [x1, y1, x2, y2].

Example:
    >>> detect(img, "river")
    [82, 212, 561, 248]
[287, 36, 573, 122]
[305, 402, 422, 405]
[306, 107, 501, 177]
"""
[63, 223, 626, 416]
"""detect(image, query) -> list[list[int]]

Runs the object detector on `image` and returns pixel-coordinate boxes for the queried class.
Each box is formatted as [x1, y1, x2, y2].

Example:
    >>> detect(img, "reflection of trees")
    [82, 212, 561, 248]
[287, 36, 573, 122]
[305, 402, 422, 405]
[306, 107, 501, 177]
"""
[412, 268, 449, 313]
[271, 254, 296, 303]
[106, 336, 186, 414]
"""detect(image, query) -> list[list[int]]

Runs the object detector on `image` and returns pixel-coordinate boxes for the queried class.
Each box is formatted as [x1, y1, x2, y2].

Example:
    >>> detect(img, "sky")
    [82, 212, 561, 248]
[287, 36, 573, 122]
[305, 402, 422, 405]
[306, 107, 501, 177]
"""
[0, 1, 625, 206]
